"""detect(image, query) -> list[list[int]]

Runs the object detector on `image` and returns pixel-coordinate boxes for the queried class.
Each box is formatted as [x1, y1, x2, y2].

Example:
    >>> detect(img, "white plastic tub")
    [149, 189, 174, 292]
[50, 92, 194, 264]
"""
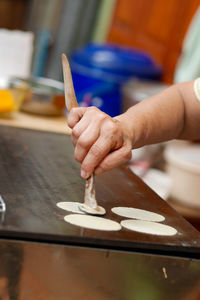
[164, 142, 200, 209]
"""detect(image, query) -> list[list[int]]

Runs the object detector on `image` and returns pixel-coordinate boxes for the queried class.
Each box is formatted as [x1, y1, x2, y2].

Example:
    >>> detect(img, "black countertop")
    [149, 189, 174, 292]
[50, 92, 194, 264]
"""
[0, 125, 199, 258]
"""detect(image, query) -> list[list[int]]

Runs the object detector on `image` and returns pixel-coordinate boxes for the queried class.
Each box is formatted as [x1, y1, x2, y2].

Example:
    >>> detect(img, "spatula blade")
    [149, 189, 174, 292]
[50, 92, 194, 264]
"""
[62, 53, 79, 112]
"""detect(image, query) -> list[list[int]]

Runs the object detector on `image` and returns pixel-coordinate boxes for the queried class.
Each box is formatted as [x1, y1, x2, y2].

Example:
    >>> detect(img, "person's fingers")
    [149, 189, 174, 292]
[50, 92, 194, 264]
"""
[71, 113, 92, 146]
[67, 107, 87, 129]
[71, 106, 106, 139]
[72, 107, 110, 160]
[71, 135, 77, 147]
[74, 124, 100, 163]
[94, 143, 132, 175]
[80, 133, 123, 178]
[72, 115, 90, 140]
[68, 106, 131, 178]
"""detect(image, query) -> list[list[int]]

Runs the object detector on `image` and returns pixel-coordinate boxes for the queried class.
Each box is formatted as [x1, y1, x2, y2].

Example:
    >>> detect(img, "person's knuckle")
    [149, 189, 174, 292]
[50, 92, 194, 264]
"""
[89, 106, 105, 119]
[67, 115, 74, 127]
[106, 120, 118, 134]
[70, 107, 77, 115]
[90, 144, 102, 158]
[72, 126, 80, 138]
[86, 106, 97, 116]
[88, 106, 98, 112]
[74, 153, 81, 163]
[82, 161, 92, 173]
[77, 136, 88, 149]
[67, 119, 72, 127]
[74, 150, 83, 163]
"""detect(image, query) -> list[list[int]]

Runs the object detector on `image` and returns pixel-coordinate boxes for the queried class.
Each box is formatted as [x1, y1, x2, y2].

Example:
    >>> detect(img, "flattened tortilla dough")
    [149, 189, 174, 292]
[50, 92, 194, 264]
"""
[111, 207, 165, 222]
[121, 220, 177, 236]
[56, 202, 85, 214]
[79, 203, 106, 216]
[64, 214, 121, 231]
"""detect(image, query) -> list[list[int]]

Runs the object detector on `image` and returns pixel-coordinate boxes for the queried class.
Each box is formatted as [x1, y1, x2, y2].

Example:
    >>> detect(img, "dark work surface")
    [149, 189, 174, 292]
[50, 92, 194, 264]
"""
[0, 239, 200, 300]
[0, 125, 200, 257]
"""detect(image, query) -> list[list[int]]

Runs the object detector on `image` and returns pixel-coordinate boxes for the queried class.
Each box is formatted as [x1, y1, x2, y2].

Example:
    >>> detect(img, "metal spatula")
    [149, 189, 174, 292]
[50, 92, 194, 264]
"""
[62, 54, 106, 216]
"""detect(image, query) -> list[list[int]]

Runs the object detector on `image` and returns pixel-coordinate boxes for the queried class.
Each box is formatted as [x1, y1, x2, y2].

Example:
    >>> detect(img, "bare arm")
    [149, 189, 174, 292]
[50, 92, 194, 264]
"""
[68, 80, 200, 178]
[117, 81, 200, 148]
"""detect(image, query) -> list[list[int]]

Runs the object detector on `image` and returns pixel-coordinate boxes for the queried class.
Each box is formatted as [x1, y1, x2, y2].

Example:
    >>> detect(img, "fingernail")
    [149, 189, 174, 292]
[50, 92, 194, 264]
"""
[81, 170, 87, 178]
[94, 167, 103, 175]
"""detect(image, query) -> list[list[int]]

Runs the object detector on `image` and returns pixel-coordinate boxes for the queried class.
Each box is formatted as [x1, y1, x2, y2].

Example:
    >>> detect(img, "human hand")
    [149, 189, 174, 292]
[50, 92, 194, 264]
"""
[67, 106, 133, 178]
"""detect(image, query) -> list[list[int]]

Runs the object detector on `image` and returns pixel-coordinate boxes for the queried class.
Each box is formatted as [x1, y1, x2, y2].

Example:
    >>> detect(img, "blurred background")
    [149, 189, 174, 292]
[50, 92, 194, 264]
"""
[0, 0, 199, 81]
[0, 0, 200, 230]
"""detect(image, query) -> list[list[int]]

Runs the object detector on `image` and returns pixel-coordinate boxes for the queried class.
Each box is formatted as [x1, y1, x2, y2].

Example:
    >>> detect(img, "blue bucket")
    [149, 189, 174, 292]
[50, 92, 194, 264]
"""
[70, 43, 162, 117]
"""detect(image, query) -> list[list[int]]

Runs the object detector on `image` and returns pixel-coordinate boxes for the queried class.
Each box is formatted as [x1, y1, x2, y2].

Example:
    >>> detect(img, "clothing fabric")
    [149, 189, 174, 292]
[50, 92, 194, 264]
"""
[193, 77, 200, 102]
[174, 7, 200, 83]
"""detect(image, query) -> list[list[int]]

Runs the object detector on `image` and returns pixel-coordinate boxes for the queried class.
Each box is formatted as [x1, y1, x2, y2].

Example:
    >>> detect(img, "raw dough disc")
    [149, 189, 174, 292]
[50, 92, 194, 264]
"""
[64, 214, 121, 231]
[111, 207, 165, 222]
[121, 220, 177, 236]
[79, 203, 106, 216]
[56, 202, 85, 214]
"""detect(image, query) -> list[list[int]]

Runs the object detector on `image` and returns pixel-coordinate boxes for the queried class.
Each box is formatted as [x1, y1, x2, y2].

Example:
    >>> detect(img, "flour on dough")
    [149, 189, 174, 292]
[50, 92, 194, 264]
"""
[56, 202, 85, 214]
[64, 214, 121, 231]
[121, 219, 177, 236]
[111, 207, 165, 222]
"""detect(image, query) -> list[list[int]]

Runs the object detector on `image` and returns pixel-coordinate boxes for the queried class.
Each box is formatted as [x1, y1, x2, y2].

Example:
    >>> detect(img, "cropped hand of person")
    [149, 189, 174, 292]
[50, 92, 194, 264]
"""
[67, 106, 133, 179]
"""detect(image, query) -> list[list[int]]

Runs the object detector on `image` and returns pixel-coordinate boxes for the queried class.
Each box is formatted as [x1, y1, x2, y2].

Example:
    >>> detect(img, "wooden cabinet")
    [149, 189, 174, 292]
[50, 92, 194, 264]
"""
[0, 0, 27, 30]
[107, 0, 200, 83]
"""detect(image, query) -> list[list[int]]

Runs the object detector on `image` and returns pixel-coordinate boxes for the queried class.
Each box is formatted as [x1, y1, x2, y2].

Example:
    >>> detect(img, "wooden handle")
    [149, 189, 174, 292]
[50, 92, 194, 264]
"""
[62, 54, 103, 214]
[62, 53, 79, 111]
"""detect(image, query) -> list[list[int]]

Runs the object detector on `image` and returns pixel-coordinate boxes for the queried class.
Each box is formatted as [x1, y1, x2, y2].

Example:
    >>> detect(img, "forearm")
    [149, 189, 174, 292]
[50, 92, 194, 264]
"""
[116, 81, 200, 149]
[68, 80, 200, 177]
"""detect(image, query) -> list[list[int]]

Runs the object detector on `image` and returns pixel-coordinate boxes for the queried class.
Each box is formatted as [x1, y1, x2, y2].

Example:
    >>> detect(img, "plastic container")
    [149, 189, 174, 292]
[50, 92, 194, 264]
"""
[0, 77, 28, 116]
[19, 77, 65, 116]
[70, 43, 162, 117]
[164, 142, 200, 209]
[122, 79, 167, 112]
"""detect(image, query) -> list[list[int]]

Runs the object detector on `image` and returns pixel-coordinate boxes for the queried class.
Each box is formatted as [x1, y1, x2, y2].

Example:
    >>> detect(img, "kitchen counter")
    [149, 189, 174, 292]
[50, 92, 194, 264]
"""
[0, 123, 200, 299]
[0, 111, 71, 134]
[0, 125, 199, 257]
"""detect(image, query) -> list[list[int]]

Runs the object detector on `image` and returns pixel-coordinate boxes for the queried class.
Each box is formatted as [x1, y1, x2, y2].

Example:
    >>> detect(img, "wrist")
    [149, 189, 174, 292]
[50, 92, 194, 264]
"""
[114, 111, 135, 148]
